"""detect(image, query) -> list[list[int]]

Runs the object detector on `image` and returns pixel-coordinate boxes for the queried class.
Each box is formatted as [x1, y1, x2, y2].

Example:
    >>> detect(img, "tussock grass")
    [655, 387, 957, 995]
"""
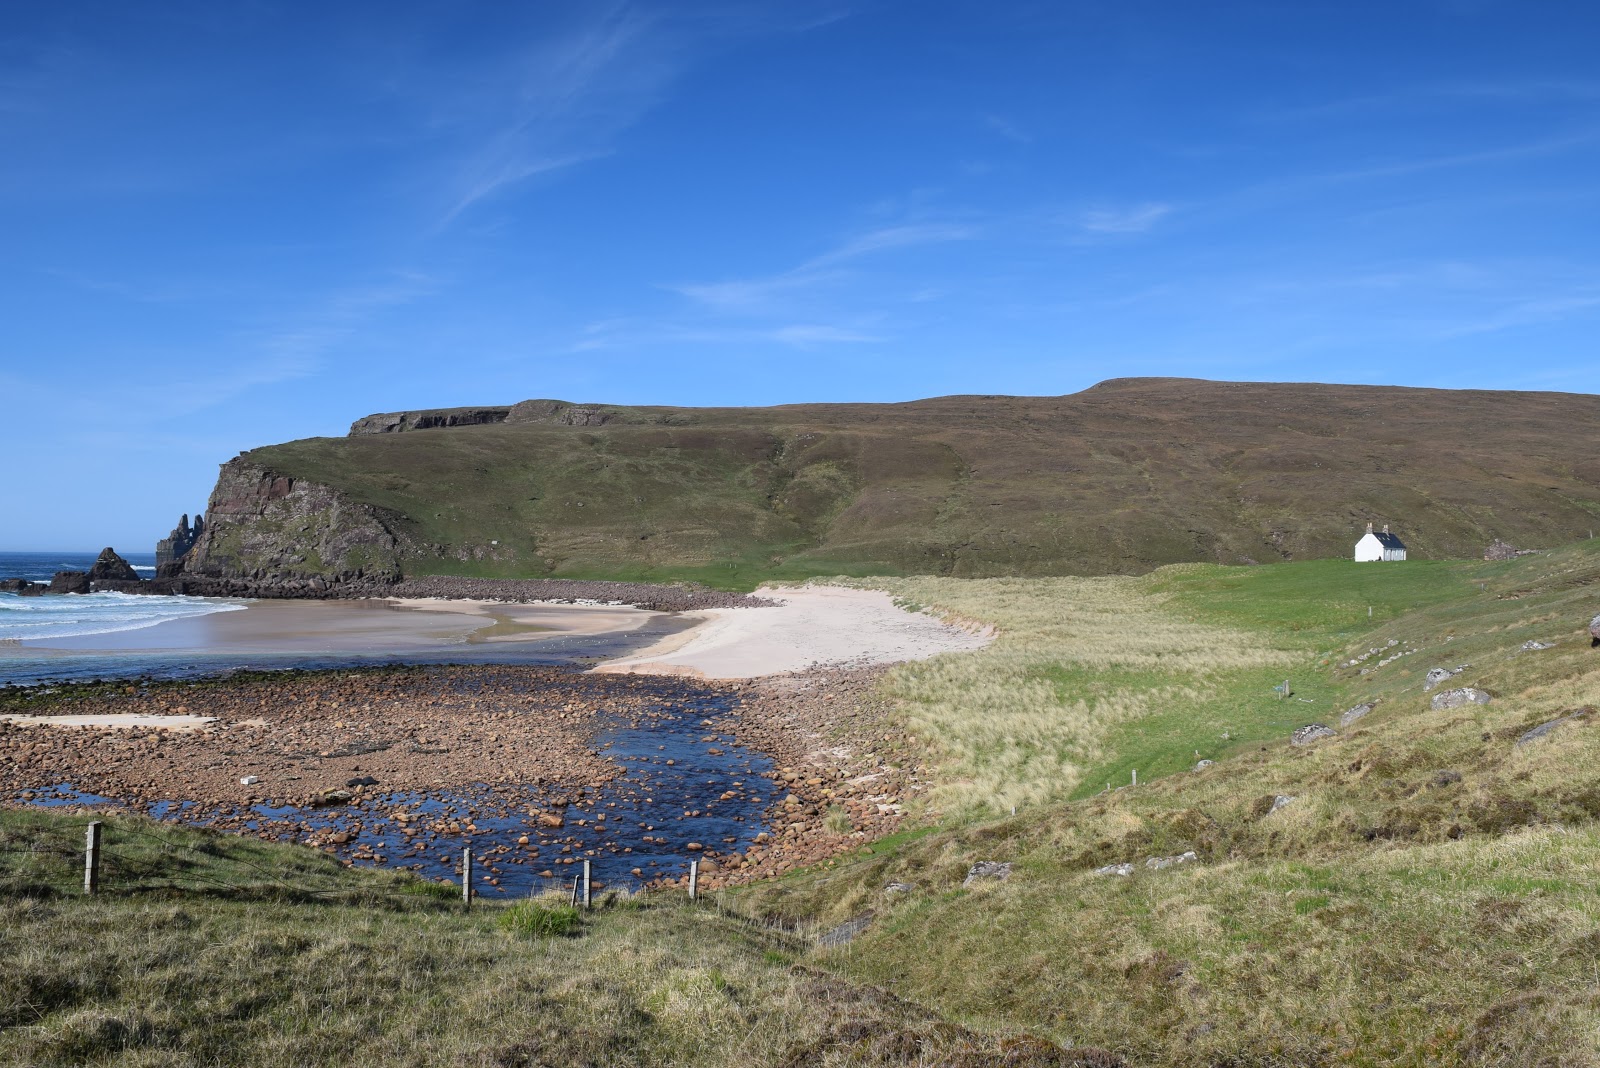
[862, 575, 1299, 815]
[499, 896, 582, 938]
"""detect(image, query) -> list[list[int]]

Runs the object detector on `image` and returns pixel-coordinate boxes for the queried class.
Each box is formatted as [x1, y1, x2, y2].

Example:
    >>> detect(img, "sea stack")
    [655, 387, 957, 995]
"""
[156, 512, 205, 577]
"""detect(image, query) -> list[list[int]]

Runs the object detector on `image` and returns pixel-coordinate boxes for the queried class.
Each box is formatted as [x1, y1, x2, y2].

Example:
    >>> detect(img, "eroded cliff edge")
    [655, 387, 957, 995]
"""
[182, 460, 404, 588]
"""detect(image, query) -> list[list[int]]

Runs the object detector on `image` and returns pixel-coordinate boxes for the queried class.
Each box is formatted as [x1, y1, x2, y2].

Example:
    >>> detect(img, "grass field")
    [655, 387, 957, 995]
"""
[7, 540, 1600, 1064]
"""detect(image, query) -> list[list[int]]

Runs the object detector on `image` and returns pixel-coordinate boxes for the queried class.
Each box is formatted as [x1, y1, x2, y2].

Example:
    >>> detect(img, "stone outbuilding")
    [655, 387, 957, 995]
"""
[1354, 522, 1407, 562]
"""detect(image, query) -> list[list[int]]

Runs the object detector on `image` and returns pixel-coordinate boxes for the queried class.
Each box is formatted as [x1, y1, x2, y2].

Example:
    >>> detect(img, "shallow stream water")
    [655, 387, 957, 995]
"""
[18, 684, 775, 894]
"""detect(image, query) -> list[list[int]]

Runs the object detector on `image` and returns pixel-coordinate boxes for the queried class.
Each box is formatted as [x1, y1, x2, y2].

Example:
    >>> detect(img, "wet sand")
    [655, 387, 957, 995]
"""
[24, 596, 663, 655]
[0, 597, 695, 686]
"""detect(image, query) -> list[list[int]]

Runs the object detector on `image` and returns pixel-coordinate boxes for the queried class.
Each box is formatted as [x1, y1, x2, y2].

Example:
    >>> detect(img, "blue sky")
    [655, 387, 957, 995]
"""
[3, 1, 1598, 550]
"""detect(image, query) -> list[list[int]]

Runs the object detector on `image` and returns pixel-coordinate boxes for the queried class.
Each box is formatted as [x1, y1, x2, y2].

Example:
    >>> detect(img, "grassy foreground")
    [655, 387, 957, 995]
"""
[7, 541, 1600, 1065]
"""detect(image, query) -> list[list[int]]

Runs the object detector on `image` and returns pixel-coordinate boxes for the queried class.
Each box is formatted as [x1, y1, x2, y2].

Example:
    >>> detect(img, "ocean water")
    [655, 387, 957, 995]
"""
[0, 550, 245, 646]
[0, 549, 158, 582]
[0, 550, 695, 687]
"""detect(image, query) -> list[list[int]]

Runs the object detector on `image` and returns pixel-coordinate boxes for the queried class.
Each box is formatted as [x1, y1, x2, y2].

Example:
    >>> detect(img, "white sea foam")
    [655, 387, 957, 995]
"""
[0, 591, 247, 642]
[132, 565, 156, 572]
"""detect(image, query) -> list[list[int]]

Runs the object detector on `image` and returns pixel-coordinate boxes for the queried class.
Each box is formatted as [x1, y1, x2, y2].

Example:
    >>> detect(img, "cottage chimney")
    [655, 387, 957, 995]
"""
[1382, 524, 1390, 534]
[1366, 522, 1374, 533]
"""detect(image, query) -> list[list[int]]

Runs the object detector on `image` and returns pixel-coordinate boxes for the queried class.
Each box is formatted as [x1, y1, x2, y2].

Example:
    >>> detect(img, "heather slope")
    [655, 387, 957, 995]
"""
[215, 379, 1600, 587]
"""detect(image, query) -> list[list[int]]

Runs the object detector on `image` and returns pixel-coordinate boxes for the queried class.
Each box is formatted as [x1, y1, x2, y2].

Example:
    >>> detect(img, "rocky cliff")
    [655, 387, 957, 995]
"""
[182, 459, 404, 586]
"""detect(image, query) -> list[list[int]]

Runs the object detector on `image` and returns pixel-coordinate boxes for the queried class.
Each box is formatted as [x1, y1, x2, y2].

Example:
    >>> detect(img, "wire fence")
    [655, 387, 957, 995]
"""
[0, 816, 459, 904]
[0, 815, 709, 910]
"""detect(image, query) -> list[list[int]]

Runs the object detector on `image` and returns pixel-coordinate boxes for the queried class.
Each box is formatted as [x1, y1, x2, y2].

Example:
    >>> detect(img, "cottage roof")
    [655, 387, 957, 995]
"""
[1373, 531, 1406, 550]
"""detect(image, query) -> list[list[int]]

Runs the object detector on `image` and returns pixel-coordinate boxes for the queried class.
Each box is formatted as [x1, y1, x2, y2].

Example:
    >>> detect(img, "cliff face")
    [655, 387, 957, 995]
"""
[183, 460, 403, 584]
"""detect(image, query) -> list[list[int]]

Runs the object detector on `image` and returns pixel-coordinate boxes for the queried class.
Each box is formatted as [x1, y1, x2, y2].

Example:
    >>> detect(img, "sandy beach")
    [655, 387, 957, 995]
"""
[594, 584, 994, 679]
[23, 596, 665, 655]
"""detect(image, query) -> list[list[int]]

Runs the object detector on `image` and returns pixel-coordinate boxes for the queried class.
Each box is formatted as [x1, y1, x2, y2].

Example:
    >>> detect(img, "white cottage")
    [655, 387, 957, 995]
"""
[1354, 522, 1407, 562]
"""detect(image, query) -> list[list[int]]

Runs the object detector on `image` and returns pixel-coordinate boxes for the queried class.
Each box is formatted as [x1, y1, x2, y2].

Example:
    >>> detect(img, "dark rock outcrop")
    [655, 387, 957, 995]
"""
[155, 513, 204, 576]
[0, 578, 32, 593]
[348, 407, 511, 435]
[181, 460, 404, 587]
[346, 399, 671, 435]
[88, 547, 140, 583]
[1590, 613, 1600, 648]
[48, 571, 91, 595]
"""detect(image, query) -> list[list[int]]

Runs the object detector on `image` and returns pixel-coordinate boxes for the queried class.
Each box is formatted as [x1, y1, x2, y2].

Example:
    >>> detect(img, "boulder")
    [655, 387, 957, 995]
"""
[962, 860, 1013, 887]
[1193, 758, 1215, 770]
[1431, 687, 1491, 710]
[817, 912, 874, 948]
[1339, 702, 1376, 727]
[48, 571, 90, 594]
[1516, 709, 1590, 746]
[1290, 723, 1337, 746]
[1424, 666, 1467, 691]
[1093, 862, 1135, 877]
[1522, 640, 1553, 651]
[309, 788, 353, 807]
[1590, 614, 1600, 647]
[0, 578, 33, 593]
[1269, 794, 1296, 814]
[1145, 851, 1198, 871]
[87, 548, 140, 583]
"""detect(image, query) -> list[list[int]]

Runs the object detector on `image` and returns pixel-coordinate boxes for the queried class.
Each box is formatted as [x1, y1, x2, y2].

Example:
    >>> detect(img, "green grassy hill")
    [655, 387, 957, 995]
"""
[194, 379, 1600, 588]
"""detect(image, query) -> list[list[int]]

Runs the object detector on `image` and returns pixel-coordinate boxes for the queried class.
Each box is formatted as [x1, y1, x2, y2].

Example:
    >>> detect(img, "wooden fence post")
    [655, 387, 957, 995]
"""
[688, 858, 700, 902]
[1131, 768, 1138, 787]
[570, 875, 580, 907]
[580, 859, 591, 909]
[461, 847, 472, 907]
[83, 821, 102, 895]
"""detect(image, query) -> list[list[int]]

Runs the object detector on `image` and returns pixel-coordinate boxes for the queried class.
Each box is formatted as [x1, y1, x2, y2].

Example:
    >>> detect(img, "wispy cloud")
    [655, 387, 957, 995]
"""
[438, 6, 665, 223]
[982, 113, 1032, 143]
[1073, 202, 1172, 235]
[432, 4, 854, 225]
[1254, 78, 1600, 123]
[570, 319, 880, 352]
[668, 222, 977, 311]
[143, 272, 439, 419]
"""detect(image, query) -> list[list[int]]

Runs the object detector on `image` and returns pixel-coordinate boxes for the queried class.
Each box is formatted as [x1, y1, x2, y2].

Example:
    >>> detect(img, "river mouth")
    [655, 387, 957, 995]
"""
[4, 666, 776, 893]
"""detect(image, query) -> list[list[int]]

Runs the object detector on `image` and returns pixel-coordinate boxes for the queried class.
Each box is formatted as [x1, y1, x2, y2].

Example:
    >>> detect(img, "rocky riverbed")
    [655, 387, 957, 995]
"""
[0, 663, 927, 894]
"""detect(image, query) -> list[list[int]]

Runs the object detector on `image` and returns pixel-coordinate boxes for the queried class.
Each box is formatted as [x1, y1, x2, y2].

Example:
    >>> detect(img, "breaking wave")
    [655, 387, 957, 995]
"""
[0, 591, 247, 642]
